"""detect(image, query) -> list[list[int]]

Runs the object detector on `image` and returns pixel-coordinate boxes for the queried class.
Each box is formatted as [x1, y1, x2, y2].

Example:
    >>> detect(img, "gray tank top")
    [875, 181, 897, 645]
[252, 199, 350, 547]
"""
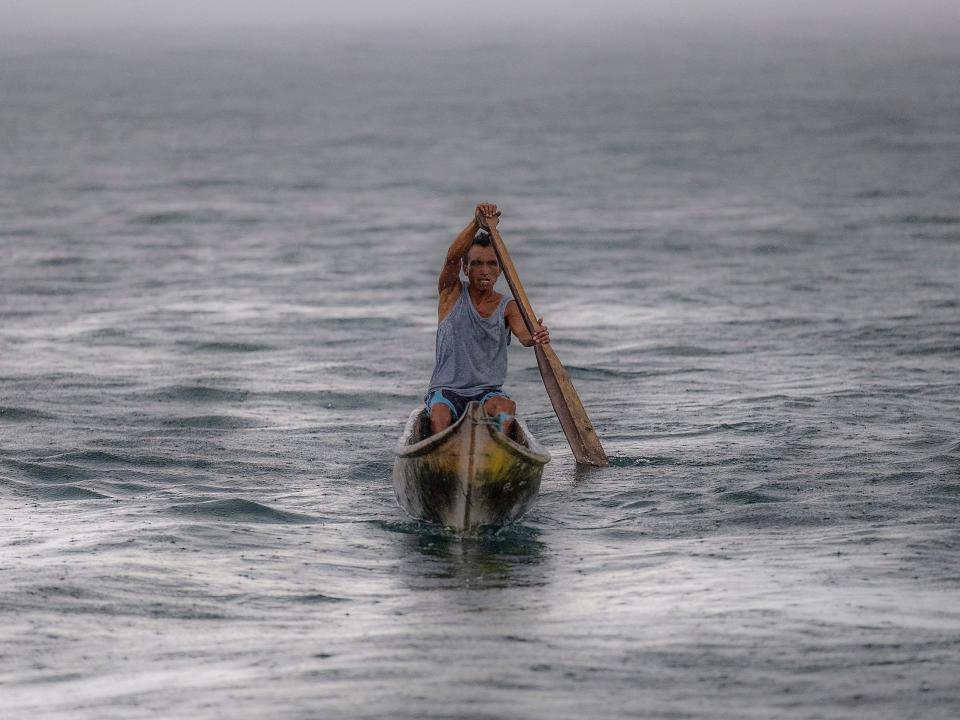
[428, 282, 513, 395]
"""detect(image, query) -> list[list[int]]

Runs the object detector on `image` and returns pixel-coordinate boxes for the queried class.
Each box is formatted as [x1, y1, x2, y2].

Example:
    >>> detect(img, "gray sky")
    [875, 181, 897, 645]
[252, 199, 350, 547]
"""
[2, 0, 958, 35]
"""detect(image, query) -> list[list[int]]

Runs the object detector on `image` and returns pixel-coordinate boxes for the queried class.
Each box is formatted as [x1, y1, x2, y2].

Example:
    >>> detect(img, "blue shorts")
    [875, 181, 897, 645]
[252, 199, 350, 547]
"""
[425, 387, 509, 421]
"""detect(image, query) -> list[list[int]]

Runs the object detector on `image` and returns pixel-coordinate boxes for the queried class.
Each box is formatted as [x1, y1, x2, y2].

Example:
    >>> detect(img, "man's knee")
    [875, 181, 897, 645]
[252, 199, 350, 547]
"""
[430, 404, 453, 432]
[484, 396, 516, 416]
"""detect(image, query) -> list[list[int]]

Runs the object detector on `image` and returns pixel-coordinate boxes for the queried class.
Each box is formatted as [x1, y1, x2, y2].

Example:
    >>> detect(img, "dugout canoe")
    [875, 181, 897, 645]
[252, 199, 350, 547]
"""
[392, 401, 550, 531]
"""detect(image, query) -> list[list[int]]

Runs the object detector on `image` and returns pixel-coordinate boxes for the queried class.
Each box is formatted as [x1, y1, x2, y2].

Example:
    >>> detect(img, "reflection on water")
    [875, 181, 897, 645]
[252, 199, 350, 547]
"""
[572, 461, 607, 485]
[386, 521, 549, 590]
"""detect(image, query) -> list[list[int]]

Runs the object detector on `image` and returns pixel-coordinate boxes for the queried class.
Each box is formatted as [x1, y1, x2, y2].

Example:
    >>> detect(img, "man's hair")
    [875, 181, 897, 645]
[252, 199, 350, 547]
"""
[472, 231, 492, 248]
[463, 231, 494, 268]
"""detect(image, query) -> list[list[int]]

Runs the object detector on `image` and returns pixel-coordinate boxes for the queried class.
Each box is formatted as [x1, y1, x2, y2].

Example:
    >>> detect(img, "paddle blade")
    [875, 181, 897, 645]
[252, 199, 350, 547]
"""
[535, 344, 609, 466]
[485, 218, 608, 466]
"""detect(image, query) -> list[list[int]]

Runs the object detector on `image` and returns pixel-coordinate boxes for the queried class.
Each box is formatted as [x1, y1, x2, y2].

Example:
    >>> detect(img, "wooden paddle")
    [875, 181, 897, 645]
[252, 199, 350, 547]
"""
[484, 216, 609, 466]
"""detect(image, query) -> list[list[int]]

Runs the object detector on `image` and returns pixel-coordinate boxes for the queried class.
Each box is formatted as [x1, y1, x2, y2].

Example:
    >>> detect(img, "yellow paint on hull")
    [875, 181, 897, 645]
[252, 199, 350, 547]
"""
[392, 402, 550, 531]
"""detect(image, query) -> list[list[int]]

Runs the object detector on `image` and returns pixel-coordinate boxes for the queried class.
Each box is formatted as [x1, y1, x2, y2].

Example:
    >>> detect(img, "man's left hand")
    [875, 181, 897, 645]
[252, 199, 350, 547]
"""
[533, 317, 550, 345]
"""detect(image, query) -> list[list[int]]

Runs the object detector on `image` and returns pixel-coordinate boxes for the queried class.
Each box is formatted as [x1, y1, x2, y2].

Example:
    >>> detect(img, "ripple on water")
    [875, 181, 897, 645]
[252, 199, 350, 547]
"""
[167, 498, 317, 524]
[348, 460, 393, 481]
[717, 421, 786, 433]
[40, 449, 215, 471]
[897, 342, 960, 356]
[643, 344, 736, 357]
[261, 390, 410, 410]
[868, 470, 927, 485]
[129, 210, 261, 226]
[0, 477, 109, 501]
[608, 455, 682, 467]
[0, 407, 54, 422]
[719, 489, 784, 505]
[156, 414, 262, 430]
[287, 593, 348, 604]
[927, 483, 960, 503]
[34, 255, 86, 267]
[562, 365, 698, 380]
[175, 341, 276, 353]
[4, 582, 233, 621]
[1, 459, 94, 482]
[898, 214, 960, 226]
[143, 385, 251, 402]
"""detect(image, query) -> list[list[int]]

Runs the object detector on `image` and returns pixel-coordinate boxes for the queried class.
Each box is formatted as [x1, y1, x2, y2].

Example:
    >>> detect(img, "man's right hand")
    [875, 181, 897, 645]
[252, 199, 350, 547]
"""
[475, 203, 500, 229]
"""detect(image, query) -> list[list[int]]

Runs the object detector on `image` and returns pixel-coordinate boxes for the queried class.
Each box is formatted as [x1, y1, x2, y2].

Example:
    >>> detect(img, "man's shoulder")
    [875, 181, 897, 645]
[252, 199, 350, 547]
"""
[492, 291, 516, 311]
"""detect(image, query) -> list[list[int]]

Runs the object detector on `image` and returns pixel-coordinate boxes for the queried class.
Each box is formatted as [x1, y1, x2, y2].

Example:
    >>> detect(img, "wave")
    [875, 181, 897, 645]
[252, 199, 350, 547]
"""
[899, 214, 960, 226]
[167, 498, 316, 524]
[660, 345, 735, 357]
[130, 211, 200, 225]
[348, 460, 393, 481]
[129, 211, 261, 226]
[719, 489, 783, 505]
[34, 484, 110, 500]
[1, 459, 93, 482]
[868, 471, 927, 485]
[287, 593, 347, 604]
[175, 178, 247, 189]
[35, 256, 86, 267]
[897, 343, 960, 356]
[560, 366, 714, 381]
[621, 421, 786, 443]
[622, 499, 657, 509]
[930, 484, 960, 501]
[609, 455, 682, 467]
[0, 406, 54, 422]
[155, 414, 262, 430]
[722, 507, 831, 529]
[260, 389, 412, 409]
[716, 421, 785, 433]
[145, 385, 251, 402]
[176, 341, 276, 353]
[38, 449, 218, 470]
[0, 477, 108, 500]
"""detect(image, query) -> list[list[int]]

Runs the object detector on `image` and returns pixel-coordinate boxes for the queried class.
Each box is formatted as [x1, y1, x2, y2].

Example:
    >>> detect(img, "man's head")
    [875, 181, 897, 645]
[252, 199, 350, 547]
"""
[463, 232, 500, 290]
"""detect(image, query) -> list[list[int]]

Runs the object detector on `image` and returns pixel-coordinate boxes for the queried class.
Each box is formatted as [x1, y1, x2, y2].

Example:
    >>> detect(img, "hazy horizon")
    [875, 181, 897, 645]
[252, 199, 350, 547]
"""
[2, 0, 959, 40]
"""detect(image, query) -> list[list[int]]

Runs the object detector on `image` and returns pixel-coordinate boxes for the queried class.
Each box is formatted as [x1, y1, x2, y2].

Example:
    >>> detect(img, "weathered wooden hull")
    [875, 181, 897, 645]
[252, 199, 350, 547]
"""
[392, 401, 550, 531]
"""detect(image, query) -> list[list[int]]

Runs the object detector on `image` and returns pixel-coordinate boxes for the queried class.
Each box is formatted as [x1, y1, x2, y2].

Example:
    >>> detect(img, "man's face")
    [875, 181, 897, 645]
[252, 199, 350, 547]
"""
[463, 245, 500, 290]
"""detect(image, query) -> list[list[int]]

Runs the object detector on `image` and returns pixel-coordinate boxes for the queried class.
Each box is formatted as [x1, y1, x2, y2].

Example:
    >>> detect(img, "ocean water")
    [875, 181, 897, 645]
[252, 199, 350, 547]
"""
[1, 28, 959, 719]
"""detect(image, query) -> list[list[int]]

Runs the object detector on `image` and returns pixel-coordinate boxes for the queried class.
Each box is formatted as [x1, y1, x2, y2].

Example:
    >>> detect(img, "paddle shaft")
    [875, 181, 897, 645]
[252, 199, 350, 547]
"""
[484, 218, 609, 466]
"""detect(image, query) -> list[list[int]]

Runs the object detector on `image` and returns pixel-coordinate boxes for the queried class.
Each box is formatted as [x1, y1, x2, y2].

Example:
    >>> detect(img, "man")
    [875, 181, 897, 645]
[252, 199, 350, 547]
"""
[424, 203, 550, 437]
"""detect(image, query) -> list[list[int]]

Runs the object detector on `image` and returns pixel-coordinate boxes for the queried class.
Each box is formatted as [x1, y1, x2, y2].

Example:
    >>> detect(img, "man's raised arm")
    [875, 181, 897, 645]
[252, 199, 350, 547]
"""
[437, 203, 500, 319]
[438, 218, 479, 296]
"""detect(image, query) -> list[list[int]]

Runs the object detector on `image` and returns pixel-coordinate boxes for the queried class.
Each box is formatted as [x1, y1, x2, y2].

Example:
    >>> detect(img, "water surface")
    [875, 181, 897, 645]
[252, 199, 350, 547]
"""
[1, 29, 959, 719]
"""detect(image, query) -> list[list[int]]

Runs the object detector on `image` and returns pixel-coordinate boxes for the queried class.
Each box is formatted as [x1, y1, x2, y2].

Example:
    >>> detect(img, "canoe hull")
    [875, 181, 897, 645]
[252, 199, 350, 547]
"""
[392, 402, 550, 531]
